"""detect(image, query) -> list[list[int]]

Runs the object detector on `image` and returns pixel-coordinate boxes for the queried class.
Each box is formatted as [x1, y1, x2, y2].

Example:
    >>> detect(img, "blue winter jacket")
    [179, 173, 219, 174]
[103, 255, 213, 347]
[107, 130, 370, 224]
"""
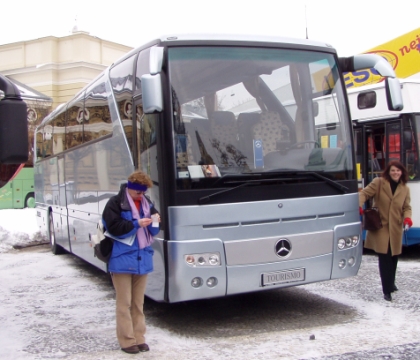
[102, 184, 159, 275]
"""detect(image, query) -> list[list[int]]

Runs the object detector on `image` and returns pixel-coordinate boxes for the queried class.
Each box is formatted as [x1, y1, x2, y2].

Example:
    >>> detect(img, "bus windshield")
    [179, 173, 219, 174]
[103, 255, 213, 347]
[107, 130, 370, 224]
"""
[169, 46, 353, 190]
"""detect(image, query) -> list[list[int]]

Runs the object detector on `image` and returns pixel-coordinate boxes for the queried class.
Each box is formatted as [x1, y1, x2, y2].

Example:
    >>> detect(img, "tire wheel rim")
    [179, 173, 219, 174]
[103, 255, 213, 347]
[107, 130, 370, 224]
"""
[49, 217, 55, 246]
[27, 197, 35, 208]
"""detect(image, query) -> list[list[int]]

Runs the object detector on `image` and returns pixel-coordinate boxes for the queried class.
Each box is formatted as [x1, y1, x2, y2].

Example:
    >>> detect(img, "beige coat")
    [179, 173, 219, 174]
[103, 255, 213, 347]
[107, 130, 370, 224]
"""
[359, 177, 411, 256]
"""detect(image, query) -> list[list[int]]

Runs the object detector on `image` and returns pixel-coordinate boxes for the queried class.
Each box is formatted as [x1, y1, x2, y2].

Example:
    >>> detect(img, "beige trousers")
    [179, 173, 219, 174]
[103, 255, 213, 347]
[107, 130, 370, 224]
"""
[111, 273, 148, 348]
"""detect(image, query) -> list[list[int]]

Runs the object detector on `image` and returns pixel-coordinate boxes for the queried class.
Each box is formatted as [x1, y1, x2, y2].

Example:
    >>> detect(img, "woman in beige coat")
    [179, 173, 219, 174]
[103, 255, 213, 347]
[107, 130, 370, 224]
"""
[359, 161, 412, 302]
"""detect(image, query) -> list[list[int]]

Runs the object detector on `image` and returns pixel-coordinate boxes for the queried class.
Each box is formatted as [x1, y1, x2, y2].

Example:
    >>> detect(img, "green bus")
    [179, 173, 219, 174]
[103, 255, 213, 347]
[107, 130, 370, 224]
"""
[0, 166, 35, 209]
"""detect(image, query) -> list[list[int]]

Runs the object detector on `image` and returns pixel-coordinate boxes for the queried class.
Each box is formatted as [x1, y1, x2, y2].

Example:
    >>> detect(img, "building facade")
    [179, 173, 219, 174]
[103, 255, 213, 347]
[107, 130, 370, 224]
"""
[0, 30, 133, 109]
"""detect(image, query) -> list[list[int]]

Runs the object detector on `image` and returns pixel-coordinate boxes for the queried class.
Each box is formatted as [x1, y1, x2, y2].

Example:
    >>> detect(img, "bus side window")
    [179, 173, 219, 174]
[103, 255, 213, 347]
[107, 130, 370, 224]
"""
[134, 47, 153, 168]
[83, 78, 112, 143]
[43, 124, 53, 158]
[52, 110, 66, 155]
[110, 54, 136, 154]
[36, 128, 44, 160]
[65, 94, 85, 150]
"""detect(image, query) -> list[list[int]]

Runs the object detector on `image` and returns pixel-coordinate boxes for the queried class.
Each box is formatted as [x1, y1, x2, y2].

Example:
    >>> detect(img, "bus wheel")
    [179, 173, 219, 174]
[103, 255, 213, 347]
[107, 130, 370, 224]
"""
[49, 212, 64, 255]
[25, 193, 35, 208]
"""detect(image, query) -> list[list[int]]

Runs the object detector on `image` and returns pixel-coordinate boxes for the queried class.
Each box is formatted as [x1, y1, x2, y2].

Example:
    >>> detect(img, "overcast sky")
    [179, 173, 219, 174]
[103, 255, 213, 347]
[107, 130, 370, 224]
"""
[1, 0, 419, 56]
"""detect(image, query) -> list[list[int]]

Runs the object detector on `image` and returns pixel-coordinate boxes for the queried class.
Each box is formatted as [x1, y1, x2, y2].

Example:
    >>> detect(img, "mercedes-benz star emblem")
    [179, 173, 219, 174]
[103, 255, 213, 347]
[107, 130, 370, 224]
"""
[275, 239, 292, 258]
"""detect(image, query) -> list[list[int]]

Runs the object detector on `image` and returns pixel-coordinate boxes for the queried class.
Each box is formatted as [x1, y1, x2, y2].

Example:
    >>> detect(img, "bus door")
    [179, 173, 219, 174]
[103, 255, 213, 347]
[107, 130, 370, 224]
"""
[134, 96, 160, 203]
[385, 121, 402, 164]
[384, 119, 417, 174]
[54, 154, 71, 251]
[354, 123, 386, 190]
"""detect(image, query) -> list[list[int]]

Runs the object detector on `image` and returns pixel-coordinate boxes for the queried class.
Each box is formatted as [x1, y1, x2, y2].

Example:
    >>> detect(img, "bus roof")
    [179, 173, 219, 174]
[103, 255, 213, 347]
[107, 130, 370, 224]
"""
[113, 33, 337, 67]
[155, 33, 333, 48]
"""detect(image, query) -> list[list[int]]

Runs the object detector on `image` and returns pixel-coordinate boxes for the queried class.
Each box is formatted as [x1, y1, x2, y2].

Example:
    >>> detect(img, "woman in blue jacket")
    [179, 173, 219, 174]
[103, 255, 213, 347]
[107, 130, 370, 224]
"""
[102, 171, 160, 354]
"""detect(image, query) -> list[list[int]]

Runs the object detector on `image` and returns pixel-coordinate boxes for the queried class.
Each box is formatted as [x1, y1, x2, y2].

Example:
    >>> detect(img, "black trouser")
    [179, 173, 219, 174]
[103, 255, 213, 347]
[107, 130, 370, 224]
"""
[377, 243, 398, 294]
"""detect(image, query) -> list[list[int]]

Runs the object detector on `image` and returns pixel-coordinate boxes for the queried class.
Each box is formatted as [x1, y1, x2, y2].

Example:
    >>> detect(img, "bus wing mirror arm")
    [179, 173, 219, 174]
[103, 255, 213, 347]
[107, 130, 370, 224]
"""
[339, 54, 403, 111]
[150, 47, 164, 75]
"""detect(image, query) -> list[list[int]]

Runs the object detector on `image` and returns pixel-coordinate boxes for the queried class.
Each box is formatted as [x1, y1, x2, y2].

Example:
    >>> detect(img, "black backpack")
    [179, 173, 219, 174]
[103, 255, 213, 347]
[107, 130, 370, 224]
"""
[92, 220, 113, 263]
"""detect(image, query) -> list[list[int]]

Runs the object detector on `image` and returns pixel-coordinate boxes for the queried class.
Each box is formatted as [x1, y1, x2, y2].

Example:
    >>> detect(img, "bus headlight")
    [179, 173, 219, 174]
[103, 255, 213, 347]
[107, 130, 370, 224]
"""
[337, 235, 360, 250]
[338, 259, 346, 269]
[206, 277, 218, 287]
[348, 257, 355, 266]
[352, 235, 360, 246]
[184, 253, 221, 267]
[208, 254, 219, 266]
[191, 277, 203, 288]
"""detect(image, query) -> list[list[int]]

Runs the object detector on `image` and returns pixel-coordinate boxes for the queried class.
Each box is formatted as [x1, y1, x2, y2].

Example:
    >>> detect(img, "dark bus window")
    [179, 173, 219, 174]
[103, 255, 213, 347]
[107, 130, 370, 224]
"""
[110, 54, 136, 154]
[52, 109, 66, 155]
[43, 123, 53, 158]
[35, 128, 44, 160]
[135, 47, 151, 92]
[83, 77, 112, 142]
[65, 93, 85, 150]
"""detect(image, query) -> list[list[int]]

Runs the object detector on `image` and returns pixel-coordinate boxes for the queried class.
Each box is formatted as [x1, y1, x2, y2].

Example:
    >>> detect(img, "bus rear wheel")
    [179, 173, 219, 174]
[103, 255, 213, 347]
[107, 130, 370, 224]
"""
[25, 193, 35, 208]
[49, 212, 64, 255]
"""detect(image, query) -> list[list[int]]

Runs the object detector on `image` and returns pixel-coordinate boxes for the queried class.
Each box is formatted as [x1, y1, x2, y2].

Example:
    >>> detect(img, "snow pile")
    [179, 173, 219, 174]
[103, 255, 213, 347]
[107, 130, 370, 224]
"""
[0, 208, 48, 253]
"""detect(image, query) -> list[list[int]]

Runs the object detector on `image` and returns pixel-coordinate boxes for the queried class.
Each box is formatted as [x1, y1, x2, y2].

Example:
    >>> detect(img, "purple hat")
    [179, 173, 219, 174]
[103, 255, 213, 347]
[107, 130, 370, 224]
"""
[127, 181, 148, 192]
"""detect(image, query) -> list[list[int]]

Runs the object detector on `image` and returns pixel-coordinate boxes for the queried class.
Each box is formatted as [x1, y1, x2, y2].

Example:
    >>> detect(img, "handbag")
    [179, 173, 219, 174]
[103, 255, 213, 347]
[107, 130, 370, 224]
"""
[362, 178, 383, 231]
[363, 207, 383, 231]
[92, 220, 114, 263]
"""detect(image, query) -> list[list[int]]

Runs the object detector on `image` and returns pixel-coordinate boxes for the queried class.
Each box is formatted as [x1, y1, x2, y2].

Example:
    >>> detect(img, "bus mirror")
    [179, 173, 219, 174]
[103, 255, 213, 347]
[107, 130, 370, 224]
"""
[312, 101, 319, 117]
[0, 74, 29, 163]
[141, 74, 164, 113]
[349, 54, 396, 78]
[149, 47, 164, 75]
[385, 77, 403, 111]
[339, 54, 403, 111]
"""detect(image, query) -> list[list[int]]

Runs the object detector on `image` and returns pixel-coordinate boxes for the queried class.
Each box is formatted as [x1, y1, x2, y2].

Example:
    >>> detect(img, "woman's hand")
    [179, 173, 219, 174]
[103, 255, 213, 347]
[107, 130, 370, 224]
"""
[151, 213, 161, 223]
[404, 218, 413, 229]
[138, 218, 153, 227]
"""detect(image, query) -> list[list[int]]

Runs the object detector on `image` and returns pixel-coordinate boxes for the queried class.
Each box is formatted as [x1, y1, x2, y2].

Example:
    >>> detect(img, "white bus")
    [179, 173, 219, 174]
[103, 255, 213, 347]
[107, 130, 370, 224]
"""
[34, 35, 402, 303]
[351, 79, 420, 246]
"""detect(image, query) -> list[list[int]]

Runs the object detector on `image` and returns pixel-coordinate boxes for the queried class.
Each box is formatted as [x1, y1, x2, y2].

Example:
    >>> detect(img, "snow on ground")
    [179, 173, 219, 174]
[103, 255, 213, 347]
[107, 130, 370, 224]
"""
[0, 208, 47, 253]
[1, 209, 420, 359]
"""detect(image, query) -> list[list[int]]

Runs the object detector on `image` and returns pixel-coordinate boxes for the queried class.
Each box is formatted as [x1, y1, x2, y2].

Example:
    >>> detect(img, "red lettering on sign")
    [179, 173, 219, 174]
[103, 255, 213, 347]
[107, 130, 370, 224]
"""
[399, 34, 420, 56]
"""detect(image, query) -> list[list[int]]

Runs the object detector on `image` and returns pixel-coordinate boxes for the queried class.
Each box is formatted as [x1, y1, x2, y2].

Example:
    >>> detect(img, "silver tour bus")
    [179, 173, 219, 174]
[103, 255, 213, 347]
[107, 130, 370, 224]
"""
[34, 34, 403, 302]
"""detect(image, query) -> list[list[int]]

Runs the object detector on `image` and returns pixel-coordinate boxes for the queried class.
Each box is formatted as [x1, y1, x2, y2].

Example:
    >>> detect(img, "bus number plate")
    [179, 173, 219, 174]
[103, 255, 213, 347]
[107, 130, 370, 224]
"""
[262, 268, 305, 286]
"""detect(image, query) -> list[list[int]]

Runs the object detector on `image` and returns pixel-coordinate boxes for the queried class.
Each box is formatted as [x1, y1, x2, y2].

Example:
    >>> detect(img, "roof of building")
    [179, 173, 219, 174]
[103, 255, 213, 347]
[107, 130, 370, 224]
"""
[6, 77, 52, 102]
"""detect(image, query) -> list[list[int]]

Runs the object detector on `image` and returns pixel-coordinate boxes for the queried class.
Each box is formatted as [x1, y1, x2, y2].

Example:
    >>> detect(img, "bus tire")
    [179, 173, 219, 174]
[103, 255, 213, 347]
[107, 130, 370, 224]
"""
[25, 193, 35, 208]
[49, 212, 64, 255]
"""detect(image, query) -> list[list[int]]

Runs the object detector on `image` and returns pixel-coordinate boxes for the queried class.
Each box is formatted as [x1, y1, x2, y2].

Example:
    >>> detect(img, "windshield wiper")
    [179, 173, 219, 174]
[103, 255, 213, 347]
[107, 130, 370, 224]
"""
[266, 169, 349, 194]
[199, 171, 349, 205]
[198, 179, 261, 204]
[211, 172, 261, 187]
[301, 171, 349, 194]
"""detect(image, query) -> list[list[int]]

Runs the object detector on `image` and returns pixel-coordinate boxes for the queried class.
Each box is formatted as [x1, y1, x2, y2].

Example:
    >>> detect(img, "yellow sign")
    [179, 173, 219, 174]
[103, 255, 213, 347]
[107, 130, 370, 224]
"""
[344, 27, 420, 88]
[321, 135, 329, 148]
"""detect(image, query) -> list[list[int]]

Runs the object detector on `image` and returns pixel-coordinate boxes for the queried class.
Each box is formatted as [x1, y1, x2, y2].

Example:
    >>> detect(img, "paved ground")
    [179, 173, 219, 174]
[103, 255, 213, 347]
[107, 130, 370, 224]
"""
[1, 244, 420, 359]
